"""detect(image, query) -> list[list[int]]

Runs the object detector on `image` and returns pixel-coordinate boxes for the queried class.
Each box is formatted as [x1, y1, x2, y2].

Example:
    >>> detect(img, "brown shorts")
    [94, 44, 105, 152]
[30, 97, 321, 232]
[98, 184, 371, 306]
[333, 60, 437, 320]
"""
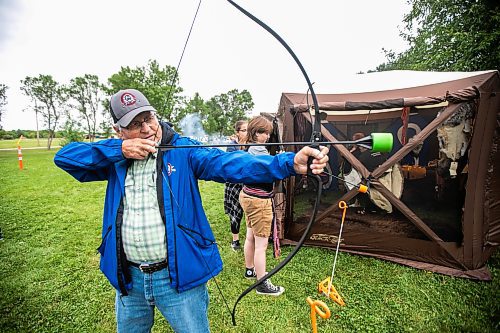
[239, 191, 273, 238]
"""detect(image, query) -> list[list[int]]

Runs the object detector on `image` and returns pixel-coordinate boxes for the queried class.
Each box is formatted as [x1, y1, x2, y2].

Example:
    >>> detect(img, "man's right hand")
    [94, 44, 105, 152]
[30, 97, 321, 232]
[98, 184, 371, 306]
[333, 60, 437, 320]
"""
[121, 139, 158, 159]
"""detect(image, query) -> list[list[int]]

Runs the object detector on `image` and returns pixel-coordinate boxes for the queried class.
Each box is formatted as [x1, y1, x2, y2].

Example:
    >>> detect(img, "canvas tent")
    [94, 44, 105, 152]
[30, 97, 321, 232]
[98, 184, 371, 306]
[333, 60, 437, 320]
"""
[273, 70, 499, 280]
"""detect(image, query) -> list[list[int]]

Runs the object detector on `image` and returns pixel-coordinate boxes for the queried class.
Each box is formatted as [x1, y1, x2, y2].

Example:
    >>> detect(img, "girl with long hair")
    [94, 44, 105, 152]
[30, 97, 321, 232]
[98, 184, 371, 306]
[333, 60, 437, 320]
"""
[239, 116, 284, 296]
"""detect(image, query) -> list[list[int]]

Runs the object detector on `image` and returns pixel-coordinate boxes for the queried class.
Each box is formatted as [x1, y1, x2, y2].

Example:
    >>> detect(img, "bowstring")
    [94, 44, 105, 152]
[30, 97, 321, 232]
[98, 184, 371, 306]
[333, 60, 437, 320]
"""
[150, 0, 202, 145]
[164, 0, 202, 120]
[160, 169, 234, 322]
[152, 3, 233, 317]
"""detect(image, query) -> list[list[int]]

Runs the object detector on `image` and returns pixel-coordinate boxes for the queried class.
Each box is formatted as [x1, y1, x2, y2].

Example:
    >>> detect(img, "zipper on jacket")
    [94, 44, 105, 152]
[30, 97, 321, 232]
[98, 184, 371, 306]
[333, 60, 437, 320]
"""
[168, 187, 179, 287]
[157, 149, 173, 285]
[164, 158, 179, 287]
[115, 198, 128, 296]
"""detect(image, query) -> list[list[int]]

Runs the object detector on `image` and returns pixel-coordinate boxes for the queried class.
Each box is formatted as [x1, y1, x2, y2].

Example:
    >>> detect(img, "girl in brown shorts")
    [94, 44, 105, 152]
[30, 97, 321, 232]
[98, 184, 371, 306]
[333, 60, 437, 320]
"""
[239, 116, 285, 296]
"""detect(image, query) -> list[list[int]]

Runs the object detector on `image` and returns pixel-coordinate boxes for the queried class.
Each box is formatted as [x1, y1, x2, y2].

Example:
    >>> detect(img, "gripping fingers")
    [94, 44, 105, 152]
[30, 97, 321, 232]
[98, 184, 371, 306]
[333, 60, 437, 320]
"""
[137, 140, 157, 158]
[317, 146, 329, 160]
[141, 140, 157, 154]
[123, 139, 157, 159]
[310, 146, 329, 174]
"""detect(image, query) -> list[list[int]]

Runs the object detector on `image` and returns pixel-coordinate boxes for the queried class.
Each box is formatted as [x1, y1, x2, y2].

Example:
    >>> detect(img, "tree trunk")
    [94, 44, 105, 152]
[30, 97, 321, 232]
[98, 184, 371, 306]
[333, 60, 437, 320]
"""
[47, 134, 53, 150]
[35, 104, 40, 146]
[46, 114, 52, 150]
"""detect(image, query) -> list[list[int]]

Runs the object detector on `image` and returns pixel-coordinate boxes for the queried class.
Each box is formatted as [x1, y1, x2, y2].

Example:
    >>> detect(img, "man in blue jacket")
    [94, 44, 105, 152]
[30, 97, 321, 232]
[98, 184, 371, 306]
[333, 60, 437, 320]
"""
[54, 88, 328, 333]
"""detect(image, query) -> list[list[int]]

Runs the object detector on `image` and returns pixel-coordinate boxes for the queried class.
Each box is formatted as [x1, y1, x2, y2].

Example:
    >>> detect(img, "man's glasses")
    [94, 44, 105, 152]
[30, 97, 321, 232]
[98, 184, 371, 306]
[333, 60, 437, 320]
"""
[124, 113, 157, 131]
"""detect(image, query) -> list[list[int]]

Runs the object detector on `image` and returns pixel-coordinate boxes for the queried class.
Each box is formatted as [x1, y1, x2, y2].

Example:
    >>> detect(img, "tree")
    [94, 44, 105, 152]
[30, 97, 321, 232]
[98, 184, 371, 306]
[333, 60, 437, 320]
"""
[99, 119, 113, 138]
[67, 74, 103, 141]
[0, 84, 7, 130]
[59, 118, 85, 147]
[19, 79, 42, 145]
[377, 0, 500, 71]
[202, 89, 253, 136]
[179, 93, 208, 125]
[105, 60, 183, 123]
[20, 75, 67, 149]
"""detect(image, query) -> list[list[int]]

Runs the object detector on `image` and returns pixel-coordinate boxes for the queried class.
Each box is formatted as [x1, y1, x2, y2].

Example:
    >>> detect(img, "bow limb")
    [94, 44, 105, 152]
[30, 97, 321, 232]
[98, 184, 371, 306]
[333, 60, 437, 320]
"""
[226, 0, 322, 138]
[227, 0, 324, 325]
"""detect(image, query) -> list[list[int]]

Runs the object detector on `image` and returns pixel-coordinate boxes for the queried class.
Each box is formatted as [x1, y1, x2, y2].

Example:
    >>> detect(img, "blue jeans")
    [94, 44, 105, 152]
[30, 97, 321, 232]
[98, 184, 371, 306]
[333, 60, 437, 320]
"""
[116, 266, 210, 333]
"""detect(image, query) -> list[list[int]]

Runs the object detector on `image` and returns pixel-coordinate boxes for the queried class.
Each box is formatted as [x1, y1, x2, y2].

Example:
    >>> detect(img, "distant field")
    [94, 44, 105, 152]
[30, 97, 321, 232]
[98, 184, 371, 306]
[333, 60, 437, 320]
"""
[0, 138, 102, 149]
[0, 138, 63, 149]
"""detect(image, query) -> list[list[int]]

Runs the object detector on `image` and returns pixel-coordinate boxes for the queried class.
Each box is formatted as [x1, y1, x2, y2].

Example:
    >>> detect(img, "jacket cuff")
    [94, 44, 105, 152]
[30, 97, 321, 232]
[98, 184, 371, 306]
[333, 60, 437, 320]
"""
[283, 152, 297, 176]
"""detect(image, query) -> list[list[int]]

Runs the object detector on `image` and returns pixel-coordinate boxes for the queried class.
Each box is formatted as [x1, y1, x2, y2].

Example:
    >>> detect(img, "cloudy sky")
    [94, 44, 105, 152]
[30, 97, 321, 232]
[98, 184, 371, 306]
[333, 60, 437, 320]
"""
[0, 0, 410, 130]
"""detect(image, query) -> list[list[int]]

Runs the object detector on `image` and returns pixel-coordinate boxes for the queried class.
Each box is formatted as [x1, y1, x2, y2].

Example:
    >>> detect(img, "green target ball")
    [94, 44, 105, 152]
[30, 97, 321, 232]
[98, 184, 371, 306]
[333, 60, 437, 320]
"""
[370, 133, 393, 153]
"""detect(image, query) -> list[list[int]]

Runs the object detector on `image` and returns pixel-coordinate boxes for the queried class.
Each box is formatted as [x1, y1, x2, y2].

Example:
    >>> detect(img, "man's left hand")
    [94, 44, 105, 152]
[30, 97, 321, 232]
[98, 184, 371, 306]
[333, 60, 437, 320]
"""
[293, 146, 329, 175]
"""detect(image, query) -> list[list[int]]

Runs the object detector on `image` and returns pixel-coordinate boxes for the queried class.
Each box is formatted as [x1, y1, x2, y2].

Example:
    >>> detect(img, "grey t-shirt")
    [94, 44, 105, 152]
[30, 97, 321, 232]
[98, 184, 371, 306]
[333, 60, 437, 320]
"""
[248, 145, 269, 156]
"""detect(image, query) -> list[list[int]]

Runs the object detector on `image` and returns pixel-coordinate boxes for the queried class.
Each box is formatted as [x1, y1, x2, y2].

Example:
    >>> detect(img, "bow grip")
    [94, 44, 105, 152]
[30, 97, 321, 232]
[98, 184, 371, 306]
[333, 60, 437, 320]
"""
[307, 142, 320, 178]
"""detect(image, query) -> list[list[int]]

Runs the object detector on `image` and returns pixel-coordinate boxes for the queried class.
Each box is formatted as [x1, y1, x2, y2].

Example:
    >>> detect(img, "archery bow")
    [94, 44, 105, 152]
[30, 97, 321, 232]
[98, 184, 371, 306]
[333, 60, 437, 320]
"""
[156, 0, 392, 326]
[226, 0, 325, 325]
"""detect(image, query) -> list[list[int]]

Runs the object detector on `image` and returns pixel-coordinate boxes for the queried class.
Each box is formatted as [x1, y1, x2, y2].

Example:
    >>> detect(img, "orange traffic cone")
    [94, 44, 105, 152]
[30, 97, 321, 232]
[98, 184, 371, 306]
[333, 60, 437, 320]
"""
[17, 145, 23, 170]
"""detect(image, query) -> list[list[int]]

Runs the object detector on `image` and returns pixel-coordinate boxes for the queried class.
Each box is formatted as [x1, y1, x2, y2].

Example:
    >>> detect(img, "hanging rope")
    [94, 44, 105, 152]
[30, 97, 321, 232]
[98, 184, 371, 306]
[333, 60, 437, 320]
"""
[317, 201, 347, 307]
[328, 201, 348, 286]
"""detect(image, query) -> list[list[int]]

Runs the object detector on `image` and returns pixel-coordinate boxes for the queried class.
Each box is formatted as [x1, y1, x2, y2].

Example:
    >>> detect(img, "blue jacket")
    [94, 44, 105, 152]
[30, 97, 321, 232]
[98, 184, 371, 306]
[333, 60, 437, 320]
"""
[54, 124, 297, 294]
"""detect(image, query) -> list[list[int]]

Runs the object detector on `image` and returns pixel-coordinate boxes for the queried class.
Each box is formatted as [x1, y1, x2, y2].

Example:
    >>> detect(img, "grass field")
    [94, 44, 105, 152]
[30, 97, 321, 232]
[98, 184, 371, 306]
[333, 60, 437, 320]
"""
[0, 149, 498, 332]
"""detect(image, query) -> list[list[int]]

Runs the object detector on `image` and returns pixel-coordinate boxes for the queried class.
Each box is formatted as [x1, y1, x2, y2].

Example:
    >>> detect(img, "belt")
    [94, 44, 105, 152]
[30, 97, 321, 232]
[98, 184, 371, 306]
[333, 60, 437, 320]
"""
[128, 260, 168, 273]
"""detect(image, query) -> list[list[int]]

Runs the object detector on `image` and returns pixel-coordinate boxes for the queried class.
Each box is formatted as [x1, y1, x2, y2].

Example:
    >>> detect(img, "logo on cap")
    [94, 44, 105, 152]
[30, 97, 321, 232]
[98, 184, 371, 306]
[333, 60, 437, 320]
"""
[121, 92, 137, 107]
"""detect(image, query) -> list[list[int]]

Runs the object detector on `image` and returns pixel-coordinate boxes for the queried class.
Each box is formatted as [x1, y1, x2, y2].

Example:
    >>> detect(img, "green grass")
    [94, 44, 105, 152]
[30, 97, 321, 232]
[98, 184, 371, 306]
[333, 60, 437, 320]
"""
[0, 138, 64, 149]
[0, 149, 498, 332]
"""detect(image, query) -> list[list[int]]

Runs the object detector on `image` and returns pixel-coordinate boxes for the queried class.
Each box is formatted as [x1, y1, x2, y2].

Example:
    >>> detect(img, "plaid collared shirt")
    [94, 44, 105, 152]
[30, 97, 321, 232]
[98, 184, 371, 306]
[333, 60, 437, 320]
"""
[122, 153, 167, 263]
